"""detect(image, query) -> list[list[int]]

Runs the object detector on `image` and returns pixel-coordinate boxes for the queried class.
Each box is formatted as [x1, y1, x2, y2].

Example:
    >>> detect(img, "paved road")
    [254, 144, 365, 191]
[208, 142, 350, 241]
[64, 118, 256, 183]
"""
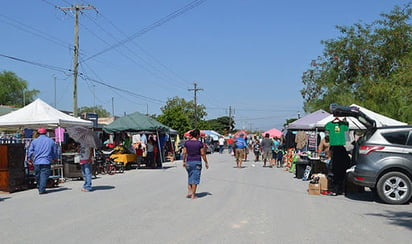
[1, 152, 411, 243]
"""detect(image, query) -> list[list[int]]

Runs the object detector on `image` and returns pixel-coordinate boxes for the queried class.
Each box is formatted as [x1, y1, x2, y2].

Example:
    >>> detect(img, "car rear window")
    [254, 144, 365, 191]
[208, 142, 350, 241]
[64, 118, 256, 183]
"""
[381, 130, 411, 145]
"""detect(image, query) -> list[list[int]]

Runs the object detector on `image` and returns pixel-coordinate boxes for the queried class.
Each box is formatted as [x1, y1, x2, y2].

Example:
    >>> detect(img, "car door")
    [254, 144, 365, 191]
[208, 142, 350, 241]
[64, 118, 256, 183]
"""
[404, 129, 412, 169]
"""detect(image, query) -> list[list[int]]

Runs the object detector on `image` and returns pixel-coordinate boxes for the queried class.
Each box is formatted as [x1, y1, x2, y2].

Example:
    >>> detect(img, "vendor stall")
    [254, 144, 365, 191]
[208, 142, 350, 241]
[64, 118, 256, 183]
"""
[0, 99, 93, 184]
[103, 112, 174, 169]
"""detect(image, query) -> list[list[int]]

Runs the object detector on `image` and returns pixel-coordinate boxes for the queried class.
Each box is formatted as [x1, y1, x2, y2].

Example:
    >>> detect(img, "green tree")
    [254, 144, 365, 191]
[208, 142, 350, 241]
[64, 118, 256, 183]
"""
[206, 116, 234, 134]
[0, 71, 39, 107]
[300, 4, 412, 123]
[157, 97, 207, 136]
[79, 105, 111, 117]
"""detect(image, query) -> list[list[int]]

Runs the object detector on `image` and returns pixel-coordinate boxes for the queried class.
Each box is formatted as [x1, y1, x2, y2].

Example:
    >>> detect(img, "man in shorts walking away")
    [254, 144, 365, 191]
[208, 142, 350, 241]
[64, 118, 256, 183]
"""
[261, 133, 274, 167]
[234, 133, 247, 168]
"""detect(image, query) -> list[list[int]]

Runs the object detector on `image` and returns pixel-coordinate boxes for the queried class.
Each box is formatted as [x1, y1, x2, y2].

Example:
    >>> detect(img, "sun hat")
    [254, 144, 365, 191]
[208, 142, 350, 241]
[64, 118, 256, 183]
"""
[37, 128, 47, 134]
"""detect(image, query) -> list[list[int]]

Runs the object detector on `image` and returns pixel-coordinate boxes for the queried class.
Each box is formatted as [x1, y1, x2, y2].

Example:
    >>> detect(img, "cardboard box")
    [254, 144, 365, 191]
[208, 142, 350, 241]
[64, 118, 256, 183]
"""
[308, 183, 320, 195]
[312, 173, 329, 191]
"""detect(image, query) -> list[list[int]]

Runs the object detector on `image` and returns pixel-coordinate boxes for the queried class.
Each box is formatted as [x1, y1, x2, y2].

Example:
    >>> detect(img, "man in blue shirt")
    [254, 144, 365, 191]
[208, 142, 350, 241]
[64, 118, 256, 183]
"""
[28, 128, 58, 194]
[234, 134, 247, 168]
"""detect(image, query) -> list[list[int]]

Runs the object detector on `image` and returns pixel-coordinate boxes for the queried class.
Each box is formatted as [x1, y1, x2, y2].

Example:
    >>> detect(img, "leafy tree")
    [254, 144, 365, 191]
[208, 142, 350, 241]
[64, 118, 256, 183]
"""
[301, 4, 412, 124]
[79, 105, 111, 117]
[0, 71, 39, 107]
[157, 97, 207, 136]
[206, 116, 235, 134]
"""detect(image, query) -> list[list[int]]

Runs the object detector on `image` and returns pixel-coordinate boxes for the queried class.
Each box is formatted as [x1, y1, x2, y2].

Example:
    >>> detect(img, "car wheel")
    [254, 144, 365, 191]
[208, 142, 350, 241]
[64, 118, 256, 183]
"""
[376, 172, 412, 204]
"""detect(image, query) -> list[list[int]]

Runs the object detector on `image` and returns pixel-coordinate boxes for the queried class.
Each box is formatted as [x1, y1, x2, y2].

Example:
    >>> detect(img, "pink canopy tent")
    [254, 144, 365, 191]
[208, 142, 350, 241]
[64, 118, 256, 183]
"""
[262, 128, 282, 138]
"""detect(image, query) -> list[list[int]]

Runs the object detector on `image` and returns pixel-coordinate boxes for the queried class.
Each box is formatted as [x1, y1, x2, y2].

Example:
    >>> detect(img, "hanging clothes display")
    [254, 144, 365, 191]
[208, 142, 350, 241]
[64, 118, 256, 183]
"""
[295, 131, 308, 151]
[325, 120, 349, 146]
[285, 131, 296, 149]
[54, 127, 65, 143]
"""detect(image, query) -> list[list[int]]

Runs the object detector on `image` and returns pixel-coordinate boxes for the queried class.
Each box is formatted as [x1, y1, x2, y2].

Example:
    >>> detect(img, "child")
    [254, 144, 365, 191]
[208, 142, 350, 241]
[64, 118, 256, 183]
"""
[135, 144, 144, 169]
[253, 140, 261, 162]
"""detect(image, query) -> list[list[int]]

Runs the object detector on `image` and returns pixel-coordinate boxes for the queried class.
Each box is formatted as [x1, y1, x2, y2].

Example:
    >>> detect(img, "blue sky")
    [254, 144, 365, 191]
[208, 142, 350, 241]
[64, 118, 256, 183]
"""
[0, 0, 408, 131]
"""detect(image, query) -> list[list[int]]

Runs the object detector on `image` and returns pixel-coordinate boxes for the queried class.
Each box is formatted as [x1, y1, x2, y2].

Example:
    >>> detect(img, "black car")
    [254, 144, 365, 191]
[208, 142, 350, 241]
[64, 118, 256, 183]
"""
[331, 104, 412, 204]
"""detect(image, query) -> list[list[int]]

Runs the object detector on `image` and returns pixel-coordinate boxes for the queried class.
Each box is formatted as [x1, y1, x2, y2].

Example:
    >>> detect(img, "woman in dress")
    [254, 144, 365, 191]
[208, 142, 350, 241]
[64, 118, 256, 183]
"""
[182, 129, 209, 199]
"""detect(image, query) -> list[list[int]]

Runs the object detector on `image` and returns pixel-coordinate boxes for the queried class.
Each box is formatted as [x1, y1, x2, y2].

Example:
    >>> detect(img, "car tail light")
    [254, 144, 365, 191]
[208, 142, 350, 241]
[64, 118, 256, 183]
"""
[359, 145, 385, 155]
[355, 176, 365, 181]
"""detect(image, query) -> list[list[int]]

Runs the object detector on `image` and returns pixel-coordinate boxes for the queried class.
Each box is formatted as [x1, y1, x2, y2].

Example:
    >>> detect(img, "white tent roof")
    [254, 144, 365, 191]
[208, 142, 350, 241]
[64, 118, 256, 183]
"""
[315, 104, 407, 129]
[0, 98, 92, 129]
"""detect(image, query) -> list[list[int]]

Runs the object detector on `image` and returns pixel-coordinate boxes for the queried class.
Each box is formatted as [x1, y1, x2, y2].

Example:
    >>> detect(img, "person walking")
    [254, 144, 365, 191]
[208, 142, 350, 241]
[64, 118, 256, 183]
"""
[218, 136, 225, 154]
[146, 137, 157, 168]
[182, 129, 209, 199]
[253, 139, 261, 162]
[79, 143, 93, 192]
[28, 128, 58, 194]
[227, 136, 233, 155]
[261, 133, 274, 167]
[234, 133, 247, 168]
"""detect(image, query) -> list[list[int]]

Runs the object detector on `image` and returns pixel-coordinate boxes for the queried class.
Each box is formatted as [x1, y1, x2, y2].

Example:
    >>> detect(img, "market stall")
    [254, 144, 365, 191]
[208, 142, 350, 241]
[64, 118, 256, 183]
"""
[0, 99, 93, 187]
[103, 112, 173, 169]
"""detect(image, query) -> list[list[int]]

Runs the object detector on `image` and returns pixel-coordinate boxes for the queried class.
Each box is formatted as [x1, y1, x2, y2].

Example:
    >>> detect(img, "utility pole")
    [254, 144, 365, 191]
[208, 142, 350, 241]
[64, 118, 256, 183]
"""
[111, 97, 115, 117]
[57, 4, 96, 117]
[188, 82, 203, 128]
[228, 105, 235, 132]
[92, 84, 96, 113]
[53, 75, 57, 108]
[228, 105, 232, 132]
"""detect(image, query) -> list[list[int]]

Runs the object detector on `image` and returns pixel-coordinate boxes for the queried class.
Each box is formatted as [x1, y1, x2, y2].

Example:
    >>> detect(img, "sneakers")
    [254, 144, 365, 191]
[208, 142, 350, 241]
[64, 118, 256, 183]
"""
[81, 188, 92, 192]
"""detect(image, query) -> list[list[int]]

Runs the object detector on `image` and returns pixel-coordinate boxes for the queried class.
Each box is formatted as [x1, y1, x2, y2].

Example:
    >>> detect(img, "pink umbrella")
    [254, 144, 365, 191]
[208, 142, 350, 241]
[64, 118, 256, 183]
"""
[262, 128, 282, 138]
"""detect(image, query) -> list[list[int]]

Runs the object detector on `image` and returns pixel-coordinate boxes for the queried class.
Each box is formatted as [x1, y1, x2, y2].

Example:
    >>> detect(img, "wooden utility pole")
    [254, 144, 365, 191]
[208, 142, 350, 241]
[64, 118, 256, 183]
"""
[112, 97, 115, 117]
[188, 82, 203, 128]
[228, 105, 232, 132]
[57, 4, 96, 117]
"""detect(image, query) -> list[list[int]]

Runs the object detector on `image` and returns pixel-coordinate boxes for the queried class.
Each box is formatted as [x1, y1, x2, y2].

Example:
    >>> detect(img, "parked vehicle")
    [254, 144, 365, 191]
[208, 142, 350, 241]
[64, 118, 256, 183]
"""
[331, 104, 412, 204]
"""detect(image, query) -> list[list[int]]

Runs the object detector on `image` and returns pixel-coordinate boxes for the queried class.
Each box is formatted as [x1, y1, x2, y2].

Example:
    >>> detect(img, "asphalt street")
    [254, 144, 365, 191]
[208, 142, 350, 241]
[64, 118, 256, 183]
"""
[1, 151, 411, 244]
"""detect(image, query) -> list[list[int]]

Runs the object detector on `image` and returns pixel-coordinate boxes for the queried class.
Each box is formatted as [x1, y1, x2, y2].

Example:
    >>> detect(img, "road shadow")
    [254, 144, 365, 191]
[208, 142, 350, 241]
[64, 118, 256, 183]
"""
[344, 191, 380, 203]
[233, 166, 247, 168]
[195, 192, 213, 198]
[92, 185, 115, 191]
[45, 187, 72, 194]
[366, 210, 412, 230]
[0, 196, 11, 201]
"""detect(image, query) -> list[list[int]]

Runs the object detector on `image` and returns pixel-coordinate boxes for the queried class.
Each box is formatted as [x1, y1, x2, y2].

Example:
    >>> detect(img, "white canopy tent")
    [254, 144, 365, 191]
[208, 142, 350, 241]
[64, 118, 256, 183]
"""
[0, 99, 93, 179]
[0, 98, 92, 129]
[315, 104, 407, 130]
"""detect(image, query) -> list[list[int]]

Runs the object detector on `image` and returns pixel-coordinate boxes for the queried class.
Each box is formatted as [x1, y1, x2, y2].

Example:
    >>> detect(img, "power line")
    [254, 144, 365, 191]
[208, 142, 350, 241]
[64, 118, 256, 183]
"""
[0, 53, 71, 74]
[0, 13, 70, 49]
[80, 12, 191, 91]
[1, 52, 165, 106]
[82, 0, 208, 62]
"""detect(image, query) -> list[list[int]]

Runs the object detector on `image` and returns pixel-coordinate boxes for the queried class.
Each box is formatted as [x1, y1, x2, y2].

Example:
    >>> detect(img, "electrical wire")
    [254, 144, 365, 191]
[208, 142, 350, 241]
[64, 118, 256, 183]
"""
[82, 0, 208, 62]
[0, 53, 71, 74]
[0, 13, 70, 49]
[80, 12, 190, 91]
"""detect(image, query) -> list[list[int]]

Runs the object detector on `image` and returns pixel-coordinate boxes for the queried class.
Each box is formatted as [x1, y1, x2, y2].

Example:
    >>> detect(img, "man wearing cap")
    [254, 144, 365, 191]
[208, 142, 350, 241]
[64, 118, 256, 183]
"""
[28, 128, 58, 194]
[234, 133, 247, 168]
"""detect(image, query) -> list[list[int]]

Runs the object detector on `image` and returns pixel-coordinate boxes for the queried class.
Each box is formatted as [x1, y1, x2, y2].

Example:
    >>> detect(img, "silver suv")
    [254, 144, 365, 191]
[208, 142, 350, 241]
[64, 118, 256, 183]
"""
[331, 104, 412, 204]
